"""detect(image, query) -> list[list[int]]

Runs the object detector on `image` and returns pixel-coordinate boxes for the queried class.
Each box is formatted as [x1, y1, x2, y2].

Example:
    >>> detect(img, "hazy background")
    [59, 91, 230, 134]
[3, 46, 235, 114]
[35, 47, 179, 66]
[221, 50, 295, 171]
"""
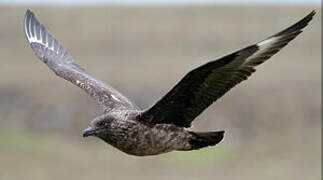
[0, 2, 320, 180]
[1, 0, 320, 5]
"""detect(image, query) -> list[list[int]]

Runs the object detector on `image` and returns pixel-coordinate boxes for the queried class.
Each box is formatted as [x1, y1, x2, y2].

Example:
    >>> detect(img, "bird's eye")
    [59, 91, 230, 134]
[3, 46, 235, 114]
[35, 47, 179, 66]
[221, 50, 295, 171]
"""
[98, 121, 108, 127]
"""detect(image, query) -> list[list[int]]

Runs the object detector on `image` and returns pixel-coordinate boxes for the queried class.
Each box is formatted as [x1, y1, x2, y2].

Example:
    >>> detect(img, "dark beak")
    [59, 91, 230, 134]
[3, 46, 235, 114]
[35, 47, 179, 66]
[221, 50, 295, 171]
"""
[83, 126, 96, 137]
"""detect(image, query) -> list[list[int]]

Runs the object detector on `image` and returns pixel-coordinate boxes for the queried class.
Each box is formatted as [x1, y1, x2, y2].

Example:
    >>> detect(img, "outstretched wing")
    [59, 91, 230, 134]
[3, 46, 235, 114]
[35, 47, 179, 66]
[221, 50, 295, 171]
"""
[24, 10, 138, 112]
[138, 10, 315, 127]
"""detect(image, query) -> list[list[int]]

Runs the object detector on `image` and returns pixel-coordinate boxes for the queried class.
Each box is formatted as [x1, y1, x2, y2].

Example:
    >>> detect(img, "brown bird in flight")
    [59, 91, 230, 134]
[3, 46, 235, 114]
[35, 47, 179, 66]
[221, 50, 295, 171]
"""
[24, 9, 315, 156]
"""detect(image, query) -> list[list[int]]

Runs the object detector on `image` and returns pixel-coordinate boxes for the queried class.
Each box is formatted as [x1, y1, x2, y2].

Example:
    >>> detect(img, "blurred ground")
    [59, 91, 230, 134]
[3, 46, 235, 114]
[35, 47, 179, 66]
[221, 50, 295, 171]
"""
[0, 5, 321, 180]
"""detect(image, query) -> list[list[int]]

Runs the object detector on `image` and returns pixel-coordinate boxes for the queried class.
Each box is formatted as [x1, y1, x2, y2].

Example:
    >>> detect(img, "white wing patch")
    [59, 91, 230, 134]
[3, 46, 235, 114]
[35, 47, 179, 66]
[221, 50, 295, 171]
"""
[243, 36, 280, 65]
[256, 37, 278, 47]
[252, 36, 279, 58]
[111, 94, 120, 102]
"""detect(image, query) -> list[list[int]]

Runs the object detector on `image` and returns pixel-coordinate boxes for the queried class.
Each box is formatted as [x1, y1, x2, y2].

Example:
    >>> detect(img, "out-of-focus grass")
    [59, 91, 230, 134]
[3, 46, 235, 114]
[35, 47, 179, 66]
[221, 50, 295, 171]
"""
[0, 130, 53, 153]
[169, 146, 232, 165]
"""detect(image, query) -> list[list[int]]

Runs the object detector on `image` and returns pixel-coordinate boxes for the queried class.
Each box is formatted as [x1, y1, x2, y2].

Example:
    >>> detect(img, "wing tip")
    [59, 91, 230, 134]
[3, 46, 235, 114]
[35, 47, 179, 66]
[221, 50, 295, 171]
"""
[24, 9, 50, 49]
[248, 10, 315, 67]
[257, 10, 315, 47]
[274, 10, 316, 38]
[24, 9, 37, 43]
[24, 9, 35, 27]
[24, 10, 30, 39]
[309, 9, 316, 18]
[300, 9, 316, 27]
[26, 9, 33, 15]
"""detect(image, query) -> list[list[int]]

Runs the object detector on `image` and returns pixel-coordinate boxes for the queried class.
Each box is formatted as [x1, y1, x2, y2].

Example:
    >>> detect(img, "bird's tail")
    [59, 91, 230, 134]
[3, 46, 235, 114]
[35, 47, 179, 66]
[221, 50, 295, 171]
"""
[188, 130, 225, 150]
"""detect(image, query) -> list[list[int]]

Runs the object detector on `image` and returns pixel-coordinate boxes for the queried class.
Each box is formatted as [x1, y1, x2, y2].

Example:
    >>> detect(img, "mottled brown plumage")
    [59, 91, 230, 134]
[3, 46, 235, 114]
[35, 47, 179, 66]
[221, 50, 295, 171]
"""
[24, 9, 315, 156]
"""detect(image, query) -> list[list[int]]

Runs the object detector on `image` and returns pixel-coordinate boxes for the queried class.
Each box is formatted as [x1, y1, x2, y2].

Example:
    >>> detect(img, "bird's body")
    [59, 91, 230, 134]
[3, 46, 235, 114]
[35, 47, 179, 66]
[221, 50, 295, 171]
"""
[24, 9, 315, 156]
[86, 111, 223, 156]
[94, 112, 190, 156]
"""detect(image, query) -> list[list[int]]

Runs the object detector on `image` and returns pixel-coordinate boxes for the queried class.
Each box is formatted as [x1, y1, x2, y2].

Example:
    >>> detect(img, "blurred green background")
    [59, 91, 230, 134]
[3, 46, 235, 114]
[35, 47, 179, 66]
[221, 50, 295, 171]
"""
[0, 5, 320, 180]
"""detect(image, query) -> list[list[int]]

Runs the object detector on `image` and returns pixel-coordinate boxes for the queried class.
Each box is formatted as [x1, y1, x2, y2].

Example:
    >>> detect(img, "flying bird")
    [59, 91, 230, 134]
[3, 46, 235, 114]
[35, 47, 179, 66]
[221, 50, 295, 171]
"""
[24, 9, 315, 156]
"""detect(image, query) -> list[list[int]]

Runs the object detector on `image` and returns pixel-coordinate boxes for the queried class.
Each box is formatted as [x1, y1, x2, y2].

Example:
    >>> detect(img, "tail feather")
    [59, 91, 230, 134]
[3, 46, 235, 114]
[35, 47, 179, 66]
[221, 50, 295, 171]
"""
[188, 130, 225, 150]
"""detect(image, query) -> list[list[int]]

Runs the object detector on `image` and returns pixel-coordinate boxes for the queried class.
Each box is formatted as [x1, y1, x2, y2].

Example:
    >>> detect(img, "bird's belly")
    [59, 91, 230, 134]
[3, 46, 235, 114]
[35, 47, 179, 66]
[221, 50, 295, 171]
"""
[106, 123, 191, 156]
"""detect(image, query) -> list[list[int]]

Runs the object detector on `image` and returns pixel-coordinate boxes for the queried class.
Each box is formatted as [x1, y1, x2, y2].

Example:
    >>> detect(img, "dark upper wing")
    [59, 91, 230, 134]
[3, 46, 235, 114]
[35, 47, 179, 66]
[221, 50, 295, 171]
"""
[138, 10, 315, 127]
[24, 10, 138, 112]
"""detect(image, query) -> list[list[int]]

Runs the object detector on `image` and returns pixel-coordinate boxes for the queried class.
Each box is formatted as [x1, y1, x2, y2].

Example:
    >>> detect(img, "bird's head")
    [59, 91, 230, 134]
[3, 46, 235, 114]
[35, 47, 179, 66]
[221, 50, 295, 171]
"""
[82, 114, 115, 138]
